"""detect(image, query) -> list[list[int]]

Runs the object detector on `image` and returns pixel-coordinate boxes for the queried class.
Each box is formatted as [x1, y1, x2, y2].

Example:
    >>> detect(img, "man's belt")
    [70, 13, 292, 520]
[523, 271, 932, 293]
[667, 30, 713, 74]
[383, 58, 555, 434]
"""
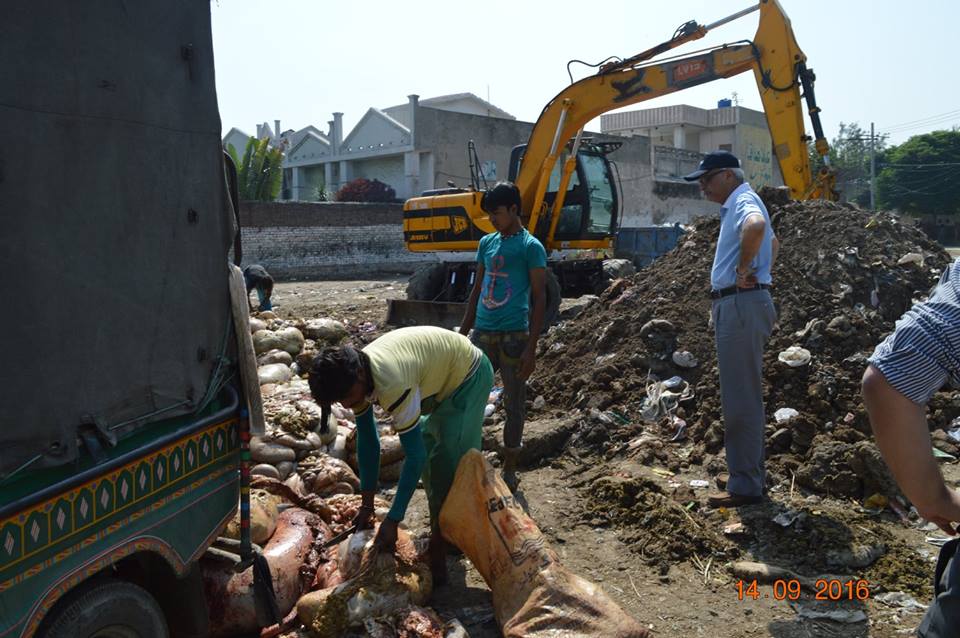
[709, 283, 771, 300]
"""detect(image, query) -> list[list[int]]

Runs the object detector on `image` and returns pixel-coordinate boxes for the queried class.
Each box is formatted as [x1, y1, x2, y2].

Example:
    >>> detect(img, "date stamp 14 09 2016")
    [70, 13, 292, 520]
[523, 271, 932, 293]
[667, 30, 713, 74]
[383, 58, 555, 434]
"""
[736, 579, 870, 601]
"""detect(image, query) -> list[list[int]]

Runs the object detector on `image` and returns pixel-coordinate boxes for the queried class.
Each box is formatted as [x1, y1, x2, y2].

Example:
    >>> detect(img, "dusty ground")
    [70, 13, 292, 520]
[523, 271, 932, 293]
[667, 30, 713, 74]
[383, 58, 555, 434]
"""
[271, 276, 957, 638]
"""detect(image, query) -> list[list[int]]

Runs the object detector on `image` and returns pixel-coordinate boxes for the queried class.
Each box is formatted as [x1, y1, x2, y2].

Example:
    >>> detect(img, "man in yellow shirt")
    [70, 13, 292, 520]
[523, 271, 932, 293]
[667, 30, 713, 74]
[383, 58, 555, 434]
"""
[308, 326, 494, 584]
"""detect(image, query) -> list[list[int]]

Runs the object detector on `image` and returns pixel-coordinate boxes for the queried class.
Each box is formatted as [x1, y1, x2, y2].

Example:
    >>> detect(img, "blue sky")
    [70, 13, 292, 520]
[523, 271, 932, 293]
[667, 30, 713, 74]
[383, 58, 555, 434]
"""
[211, 0, 957, 147]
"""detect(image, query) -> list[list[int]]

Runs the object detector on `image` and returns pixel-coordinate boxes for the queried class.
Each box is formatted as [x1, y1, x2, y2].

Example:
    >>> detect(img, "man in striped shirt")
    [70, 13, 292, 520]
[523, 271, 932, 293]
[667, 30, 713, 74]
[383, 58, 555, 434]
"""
[863, 259, 960, 636]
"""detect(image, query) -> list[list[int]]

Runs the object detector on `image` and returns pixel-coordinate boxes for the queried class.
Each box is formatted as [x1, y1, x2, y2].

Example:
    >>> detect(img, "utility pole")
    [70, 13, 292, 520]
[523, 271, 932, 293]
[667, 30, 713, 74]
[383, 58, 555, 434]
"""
[869, 122, 876, 209]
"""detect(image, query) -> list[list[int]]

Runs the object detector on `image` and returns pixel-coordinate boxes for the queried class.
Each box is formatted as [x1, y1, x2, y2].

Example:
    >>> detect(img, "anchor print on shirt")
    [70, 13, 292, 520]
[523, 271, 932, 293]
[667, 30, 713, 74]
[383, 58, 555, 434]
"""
[482, 255, 512, 309]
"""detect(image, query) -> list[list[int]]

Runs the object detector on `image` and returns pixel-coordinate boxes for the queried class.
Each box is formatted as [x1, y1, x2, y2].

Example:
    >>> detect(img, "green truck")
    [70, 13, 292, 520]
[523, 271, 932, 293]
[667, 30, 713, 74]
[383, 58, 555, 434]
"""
[0, 2, 256, 635]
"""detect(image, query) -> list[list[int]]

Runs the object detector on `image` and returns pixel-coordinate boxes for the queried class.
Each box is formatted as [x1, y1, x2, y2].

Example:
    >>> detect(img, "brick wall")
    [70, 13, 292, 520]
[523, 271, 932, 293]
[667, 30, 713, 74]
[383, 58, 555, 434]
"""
[238, 201, 439, 280]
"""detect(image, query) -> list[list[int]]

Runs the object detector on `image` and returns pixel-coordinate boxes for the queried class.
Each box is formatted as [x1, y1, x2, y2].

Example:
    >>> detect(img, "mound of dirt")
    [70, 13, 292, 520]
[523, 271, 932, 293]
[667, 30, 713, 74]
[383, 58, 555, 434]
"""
[530, 197, 952, 502]
[581, 475, 736, 565]
[732, 501, 932, 597]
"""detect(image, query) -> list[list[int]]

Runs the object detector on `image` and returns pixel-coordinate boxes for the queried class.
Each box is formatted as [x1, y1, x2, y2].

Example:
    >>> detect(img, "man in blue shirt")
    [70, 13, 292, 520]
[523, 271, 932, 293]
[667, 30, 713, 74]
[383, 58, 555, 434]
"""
[684, 151, 779, 508]
[460, 181, 547, 493]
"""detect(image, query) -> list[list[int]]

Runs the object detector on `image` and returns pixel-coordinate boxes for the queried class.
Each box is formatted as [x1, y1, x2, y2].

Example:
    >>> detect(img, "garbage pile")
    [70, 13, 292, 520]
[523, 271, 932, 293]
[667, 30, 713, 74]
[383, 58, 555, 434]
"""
[531, 195, 954, 501]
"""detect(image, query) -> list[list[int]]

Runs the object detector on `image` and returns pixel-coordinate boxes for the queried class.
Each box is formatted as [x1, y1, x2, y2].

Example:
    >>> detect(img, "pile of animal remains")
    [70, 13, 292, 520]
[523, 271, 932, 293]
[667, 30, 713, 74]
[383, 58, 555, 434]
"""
[199, 314, 458, 638]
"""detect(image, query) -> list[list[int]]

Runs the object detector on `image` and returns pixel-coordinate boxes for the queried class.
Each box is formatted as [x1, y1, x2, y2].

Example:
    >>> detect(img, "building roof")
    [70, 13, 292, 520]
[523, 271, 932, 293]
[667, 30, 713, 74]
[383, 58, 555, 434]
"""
[222, 126, 252, 143]
[385, 92, 515, 120]
[288, 130, 331, 156]
[601, 104, 764, 132]
[341, 108, 411, 149]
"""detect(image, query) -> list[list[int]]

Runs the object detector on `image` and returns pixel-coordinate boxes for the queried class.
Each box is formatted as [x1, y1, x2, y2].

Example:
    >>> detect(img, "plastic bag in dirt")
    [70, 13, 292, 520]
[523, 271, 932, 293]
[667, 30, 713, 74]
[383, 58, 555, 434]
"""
[778, 346, 812, 367]
[774, 407, 799, 423]
[439, 449, 649, 638]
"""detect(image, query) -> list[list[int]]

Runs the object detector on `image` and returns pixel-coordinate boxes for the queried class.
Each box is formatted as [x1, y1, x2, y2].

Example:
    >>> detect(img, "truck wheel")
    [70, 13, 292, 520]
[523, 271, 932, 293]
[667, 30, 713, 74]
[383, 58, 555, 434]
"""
[406, 263, 446, 301]
[39, 578, 169, 638]
[542, 268, 561, 327]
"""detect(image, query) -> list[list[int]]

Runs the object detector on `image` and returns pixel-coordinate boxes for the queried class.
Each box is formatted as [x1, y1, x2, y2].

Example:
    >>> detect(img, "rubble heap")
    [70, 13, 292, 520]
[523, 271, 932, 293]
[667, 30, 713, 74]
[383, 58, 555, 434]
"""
[531, 195, 954, 499]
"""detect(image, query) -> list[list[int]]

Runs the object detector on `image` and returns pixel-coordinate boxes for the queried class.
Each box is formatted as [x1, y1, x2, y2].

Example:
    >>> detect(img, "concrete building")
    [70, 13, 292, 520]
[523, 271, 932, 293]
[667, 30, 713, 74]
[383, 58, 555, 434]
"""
[222, 127, 255, 157]
[229, 94, 660, 224]
[601, 103, 784, 189]
[282, 92, 517, 202]
[225, 94, 757, 227]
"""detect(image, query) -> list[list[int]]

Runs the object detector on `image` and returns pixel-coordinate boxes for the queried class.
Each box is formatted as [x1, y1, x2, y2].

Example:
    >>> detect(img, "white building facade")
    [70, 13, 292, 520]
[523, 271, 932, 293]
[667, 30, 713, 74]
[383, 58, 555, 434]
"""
[601, 104, 784, 188]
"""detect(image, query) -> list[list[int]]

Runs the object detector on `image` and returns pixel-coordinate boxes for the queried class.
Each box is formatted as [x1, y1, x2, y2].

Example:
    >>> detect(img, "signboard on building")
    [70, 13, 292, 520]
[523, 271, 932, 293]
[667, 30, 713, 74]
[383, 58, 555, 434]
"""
[740, 125, 775, 188]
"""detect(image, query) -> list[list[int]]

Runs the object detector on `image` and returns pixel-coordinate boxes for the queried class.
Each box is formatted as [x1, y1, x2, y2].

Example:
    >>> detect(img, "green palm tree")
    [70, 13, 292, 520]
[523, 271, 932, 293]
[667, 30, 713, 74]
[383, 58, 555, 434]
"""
[227, 138, 284, 201]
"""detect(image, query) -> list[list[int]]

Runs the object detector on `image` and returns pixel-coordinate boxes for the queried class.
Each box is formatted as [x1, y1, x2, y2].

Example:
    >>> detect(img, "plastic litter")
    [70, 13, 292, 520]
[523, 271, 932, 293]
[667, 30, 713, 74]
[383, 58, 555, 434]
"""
[796, 608, 867, 624]
[948, 417, 960, 442]
[897, 252, 924, 266]
[772, 510, 800, 527]
[689, 479, 709, 489]
[669, 416, 687, 442]
[663, 376, 684, 390]
[484, 404, 495, 418]
[874, 591, 927, 611]
[672, 350, 698, 368]
[778, 346, 811, 367]
[926, 537, 951, 547]
[773, 407, 799, 423]
[640, 375, 694, 422]
[933, 447, 956, 462]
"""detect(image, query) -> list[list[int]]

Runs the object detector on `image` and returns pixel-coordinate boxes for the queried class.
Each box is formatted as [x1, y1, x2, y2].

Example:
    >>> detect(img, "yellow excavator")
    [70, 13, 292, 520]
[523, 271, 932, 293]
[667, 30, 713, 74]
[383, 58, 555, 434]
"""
[389, 0, 836, 328]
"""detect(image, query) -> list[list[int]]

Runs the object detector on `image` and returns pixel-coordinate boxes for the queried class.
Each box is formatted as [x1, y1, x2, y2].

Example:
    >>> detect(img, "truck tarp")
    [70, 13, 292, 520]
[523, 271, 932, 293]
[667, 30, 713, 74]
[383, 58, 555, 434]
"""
[0, 1, 236, 477]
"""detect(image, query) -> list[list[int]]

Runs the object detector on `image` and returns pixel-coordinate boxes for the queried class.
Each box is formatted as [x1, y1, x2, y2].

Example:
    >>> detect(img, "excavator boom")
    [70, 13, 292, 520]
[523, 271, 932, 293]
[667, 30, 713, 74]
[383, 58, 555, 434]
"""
[518, 0, 833, 235]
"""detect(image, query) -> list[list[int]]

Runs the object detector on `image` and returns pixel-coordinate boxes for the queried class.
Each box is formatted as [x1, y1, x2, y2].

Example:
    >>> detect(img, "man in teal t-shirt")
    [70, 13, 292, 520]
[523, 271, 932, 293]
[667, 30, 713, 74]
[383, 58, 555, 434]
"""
[460, 181, 546, 493]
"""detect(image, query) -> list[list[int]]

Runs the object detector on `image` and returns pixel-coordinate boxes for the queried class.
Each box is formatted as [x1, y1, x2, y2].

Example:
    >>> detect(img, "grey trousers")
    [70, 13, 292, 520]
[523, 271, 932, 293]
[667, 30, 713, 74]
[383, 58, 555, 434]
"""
[712, 289, 776, 497]
[470, 330, 528, 449]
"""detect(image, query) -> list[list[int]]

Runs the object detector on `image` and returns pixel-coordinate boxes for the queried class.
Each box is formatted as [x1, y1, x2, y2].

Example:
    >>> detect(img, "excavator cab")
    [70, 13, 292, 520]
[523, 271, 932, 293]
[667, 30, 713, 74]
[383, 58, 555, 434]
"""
[508, 142, 620, 247]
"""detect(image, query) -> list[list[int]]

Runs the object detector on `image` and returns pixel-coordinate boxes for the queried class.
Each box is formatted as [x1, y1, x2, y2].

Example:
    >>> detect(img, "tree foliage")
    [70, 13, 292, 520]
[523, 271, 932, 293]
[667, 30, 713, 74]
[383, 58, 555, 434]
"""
[877, 129, 960, 215]
[335, 178, 396, 203]
[226, 137, 284, 201]
[810, 122, 887, 206]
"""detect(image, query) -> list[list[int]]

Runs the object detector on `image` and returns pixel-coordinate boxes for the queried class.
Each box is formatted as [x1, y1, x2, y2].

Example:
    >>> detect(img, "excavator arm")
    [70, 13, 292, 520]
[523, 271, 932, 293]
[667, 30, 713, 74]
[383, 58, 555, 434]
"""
[520, 0, 835, 234]
[393, 0, 834, 329]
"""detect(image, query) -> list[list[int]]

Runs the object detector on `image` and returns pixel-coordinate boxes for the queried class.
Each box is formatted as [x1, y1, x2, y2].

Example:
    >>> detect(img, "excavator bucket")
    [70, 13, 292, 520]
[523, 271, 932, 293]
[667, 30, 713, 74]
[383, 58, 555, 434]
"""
[385, 299, 468, 330]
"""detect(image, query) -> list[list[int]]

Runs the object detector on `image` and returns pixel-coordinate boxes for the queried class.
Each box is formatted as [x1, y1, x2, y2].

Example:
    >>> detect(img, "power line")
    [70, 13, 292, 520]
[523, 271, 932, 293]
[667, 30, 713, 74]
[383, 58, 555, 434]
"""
[881, 121, 960, 136]
[878, 162, 960, 168]
[880, 119, 960, 135]
[877, 108, 960, 132]
[877, 167, 957, 197]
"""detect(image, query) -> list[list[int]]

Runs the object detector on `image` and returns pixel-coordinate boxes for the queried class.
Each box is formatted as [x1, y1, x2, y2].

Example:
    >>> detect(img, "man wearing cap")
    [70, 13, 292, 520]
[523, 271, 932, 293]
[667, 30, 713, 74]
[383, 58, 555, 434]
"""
[684, 150, 779, 508]
[307, 326, 494, 584]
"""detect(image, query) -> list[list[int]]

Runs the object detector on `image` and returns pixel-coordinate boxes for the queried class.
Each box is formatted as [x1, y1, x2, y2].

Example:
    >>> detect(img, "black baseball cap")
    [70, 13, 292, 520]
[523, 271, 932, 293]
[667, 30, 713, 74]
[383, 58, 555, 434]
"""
[683, 150, 741, 181]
